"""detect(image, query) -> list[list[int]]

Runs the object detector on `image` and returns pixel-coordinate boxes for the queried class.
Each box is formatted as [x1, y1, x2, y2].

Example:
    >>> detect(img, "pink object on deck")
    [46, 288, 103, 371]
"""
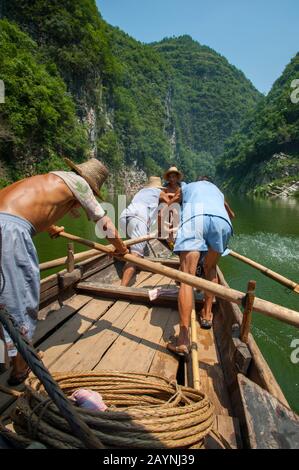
[148, 287, 179, 301]
[70, 389, 107, 412]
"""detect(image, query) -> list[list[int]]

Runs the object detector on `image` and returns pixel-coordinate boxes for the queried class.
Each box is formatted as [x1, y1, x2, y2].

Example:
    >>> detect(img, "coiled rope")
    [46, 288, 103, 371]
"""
[0, 306, 104, 449]
[0, 305, 223, 449]
[11, 371, 215, 449]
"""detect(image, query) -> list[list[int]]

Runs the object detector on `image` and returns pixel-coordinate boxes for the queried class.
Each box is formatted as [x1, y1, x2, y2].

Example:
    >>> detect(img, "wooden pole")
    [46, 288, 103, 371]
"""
[229, 250, 299, 294]
[39, 234, 159, 271]
[66, 242, 75, 273]
[240, 280, 256, 344]
[57, 231, 299, 329]
[191, 291, 200, 390]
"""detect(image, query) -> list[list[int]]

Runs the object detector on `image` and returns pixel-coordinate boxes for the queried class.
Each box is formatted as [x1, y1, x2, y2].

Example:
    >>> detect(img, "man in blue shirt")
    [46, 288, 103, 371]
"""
[167, 177, 235, 357]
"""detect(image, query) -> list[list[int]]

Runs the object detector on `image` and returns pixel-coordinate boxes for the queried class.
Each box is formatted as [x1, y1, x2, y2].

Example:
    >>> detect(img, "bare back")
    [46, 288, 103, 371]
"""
[0, 174, 76, 233]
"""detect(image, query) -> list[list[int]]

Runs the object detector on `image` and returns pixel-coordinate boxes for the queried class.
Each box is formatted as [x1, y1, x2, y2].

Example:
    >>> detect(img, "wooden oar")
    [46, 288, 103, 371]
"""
[229, 250, 299, 294]
[191, 291, 200, 390]
[39, 233, 159, 271]
[56, 231, 299, 328]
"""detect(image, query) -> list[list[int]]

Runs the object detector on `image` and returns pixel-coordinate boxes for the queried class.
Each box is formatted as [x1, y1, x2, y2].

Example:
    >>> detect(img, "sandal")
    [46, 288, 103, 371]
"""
[199, 317, 213, 330]
[7, 368, 30, 386]
[166, 336, 190, 359]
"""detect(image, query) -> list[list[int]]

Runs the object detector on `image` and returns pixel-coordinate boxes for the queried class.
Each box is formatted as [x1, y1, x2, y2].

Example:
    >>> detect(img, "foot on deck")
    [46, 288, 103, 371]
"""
[167, 336, 190, 359]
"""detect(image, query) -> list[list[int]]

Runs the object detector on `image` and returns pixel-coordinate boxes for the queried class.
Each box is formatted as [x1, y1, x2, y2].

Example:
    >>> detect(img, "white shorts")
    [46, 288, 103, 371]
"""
[119, 216, 148, 257]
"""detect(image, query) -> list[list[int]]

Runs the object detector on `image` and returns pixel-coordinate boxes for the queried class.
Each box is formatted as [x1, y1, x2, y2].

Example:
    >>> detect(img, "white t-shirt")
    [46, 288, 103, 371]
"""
[120, 187, 161, 226]
[51, 171, 105, 221]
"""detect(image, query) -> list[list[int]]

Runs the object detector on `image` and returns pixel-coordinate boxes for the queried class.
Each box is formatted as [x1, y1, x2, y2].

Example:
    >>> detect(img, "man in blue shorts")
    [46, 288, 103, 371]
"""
[167, 177, 235, 356]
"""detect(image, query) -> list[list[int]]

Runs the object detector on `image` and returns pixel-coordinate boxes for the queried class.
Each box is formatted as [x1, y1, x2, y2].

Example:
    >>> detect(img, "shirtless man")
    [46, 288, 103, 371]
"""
[161, 166, 186, 248]
[0, 158, 128, 384]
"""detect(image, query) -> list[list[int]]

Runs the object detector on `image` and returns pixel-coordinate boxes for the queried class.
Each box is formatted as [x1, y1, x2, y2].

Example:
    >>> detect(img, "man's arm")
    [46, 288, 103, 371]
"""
[159, 191, 173, 204]
[99, 215, 128, 256]
[170, 188, 182, 205]
[47, 173, 128, 254]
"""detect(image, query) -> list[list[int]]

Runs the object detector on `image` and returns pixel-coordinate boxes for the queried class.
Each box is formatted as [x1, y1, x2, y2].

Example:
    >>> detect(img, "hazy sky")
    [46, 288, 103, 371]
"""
[97, 0, 298, 94]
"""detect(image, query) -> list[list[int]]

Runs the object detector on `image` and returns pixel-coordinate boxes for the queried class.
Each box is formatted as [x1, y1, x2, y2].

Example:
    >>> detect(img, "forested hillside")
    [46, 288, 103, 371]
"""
[218, 53, 299, 197]
[152, 36, 261, 180]
[0, 0, 262, 189]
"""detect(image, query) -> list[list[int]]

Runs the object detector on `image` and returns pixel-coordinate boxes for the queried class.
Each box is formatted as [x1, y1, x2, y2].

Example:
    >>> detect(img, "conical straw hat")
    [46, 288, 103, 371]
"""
[163, 166, 183, 181]
[64, 158, 108, 199]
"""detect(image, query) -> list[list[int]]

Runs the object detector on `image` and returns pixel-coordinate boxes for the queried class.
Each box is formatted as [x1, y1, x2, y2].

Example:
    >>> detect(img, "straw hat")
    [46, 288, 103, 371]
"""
[163, 166, 183, 181]
[144, 176, 163, 189]
[64, 157, 108, 198]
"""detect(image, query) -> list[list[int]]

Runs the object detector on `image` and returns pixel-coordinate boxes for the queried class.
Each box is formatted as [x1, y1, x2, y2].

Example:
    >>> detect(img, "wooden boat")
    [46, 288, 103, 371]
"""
[0, 239, 298, 449]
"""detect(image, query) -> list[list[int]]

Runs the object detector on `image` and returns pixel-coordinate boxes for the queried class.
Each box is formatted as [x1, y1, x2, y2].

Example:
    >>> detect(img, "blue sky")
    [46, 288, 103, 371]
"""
[97, 0, 298, 94]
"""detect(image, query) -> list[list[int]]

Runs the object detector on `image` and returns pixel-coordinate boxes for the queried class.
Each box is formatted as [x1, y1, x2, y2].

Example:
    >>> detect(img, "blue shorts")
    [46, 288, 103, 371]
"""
[0, 213, 40, 357]
[174, 215, 232, 254]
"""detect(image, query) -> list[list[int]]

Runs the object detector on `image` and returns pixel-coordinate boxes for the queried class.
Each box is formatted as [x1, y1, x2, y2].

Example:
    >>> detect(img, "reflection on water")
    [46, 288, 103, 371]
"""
[34, 193, 299, 414]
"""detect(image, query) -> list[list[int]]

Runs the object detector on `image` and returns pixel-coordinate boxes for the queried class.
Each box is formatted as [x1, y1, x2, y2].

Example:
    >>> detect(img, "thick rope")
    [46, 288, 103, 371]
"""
[8, 371, 216, 449]
[0, 306, 104, 449]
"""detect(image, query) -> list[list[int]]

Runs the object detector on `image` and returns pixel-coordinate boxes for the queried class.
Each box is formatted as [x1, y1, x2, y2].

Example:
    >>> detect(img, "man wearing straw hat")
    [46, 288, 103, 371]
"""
[119, 176, 170, 287]
[0, 158, 128, 385]
[163, 166, 185, 196]
[161, 166, 185, 248]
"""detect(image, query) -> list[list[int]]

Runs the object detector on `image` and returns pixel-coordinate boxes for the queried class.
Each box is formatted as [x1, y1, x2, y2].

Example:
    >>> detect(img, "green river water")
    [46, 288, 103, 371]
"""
[34, 194, 299, 414]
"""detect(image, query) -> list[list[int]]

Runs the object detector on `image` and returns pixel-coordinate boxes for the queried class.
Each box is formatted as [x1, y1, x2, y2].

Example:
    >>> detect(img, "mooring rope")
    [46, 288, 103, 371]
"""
[0, 306, 104, 449]
[9, 371, 216, 449]
[0, 305, 229, 449]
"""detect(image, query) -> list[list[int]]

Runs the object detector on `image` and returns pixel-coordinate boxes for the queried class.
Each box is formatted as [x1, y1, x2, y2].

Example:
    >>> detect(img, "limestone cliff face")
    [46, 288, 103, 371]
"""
[233, 153, 299, 198]
[106, 164, 147, 194]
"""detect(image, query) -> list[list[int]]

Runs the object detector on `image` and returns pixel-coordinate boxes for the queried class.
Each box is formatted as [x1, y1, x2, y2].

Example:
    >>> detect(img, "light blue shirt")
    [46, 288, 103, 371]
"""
[181, 181, 232, 228]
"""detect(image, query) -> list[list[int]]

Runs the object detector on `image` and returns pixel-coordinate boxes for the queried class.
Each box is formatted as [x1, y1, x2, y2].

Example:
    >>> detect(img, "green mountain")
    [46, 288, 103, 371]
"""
[151, 36, 261, 179]
[218, 53, 299, 197]
[0, 0, 262, 189]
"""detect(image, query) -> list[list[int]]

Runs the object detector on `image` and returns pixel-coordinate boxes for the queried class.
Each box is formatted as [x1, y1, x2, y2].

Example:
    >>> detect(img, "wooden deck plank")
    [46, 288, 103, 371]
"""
[96, 305, 172, 374]
[196, 323, 233, 417]
[50, 300, 137, 372]
[216, 415, 241, 449]
[40, 298, 114, 369]
[122, 307, 173, 374]
[131, 271, 153, 287]
[60, 273, 168, 373]
[35, 295, 92, 344]
[137, 273, 165, 289]
[94, 304, 151, 372]
[96, 274, 179, 377]
[148, 309, 180, 381]
[0, 295, 93, 413]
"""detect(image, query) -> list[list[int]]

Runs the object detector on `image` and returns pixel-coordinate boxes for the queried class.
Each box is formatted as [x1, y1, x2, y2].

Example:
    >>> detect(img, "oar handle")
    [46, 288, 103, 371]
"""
[57, 231, 299, 329]
[229, 250, 299, 293]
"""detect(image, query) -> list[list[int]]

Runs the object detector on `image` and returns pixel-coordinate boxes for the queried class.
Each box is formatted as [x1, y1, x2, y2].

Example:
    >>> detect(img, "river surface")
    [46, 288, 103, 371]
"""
[34, 194, 299, 413]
